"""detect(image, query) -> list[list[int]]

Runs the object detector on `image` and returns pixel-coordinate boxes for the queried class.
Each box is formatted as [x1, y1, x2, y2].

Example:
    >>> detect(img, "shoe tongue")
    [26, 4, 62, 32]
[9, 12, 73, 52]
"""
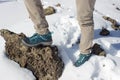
[80, 53, 91, 57]
[30, 33, 38, 38]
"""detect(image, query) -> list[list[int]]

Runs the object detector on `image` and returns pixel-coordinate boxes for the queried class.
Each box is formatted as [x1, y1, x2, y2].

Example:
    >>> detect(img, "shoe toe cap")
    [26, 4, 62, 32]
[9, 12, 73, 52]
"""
[23, 37, 30, 43]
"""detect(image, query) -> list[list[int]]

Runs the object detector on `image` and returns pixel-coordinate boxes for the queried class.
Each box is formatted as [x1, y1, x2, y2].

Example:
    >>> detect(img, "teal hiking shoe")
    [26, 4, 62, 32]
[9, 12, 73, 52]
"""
[74, 53, 91, 67]
[22, 32, 52, 47]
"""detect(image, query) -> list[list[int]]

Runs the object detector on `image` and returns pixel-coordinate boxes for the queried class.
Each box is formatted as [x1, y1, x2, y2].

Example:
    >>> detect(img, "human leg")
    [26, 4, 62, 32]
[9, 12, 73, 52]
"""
[22, 0, 52, 46]
[75, 0, 96, 67]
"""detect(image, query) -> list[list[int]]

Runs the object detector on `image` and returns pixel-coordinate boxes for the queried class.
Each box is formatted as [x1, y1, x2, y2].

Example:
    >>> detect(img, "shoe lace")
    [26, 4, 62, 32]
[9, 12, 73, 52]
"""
[39, 35, 48, 41]
[80, 56, 85, 63]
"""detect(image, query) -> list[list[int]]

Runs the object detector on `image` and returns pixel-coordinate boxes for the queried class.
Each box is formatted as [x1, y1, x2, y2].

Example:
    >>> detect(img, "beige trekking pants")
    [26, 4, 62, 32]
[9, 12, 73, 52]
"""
[76, 0, 96, 54]
[24, 0, 49, 35]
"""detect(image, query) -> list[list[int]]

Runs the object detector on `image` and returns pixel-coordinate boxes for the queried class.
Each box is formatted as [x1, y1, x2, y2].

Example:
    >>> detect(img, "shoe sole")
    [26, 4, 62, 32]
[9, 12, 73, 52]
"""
[22, 39, 52, 47]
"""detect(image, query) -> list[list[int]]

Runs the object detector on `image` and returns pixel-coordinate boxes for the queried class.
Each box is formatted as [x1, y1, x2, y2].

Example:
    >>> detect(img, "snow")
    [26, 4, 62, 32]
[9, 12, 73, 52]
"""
[0, 0, 120, 80]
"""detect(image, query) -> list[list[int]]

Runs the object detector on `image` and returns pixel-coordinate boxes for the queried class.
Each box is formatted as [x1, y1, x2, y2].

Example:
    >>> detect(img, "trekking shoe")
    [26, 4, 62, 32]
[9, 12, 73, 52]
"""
[22, 32, 52, 47]
[74, 53, 91, 67]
